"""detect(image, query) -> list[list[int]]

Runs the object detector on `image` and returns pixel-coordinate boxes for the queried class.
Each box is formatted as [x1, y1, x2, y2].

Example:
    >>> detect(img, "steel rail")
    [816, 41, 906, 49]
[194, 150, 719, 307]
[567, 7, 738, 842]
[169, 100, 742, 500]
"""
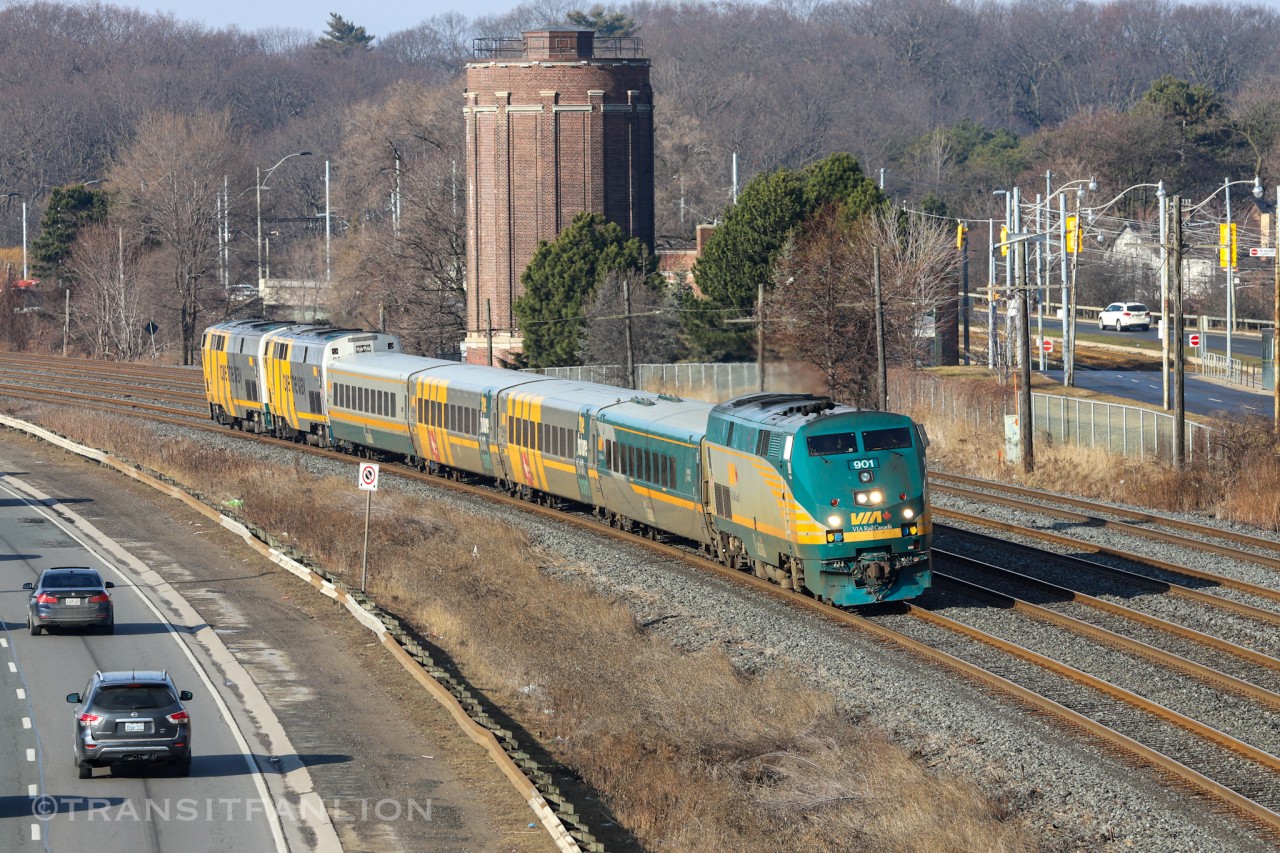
[934, 548, 1280, 673]
[937, 509, 1280, 615]
[935, 556, 1280, 710]
[6, 357, 1280, 837]
[932, 476, 1280, 569]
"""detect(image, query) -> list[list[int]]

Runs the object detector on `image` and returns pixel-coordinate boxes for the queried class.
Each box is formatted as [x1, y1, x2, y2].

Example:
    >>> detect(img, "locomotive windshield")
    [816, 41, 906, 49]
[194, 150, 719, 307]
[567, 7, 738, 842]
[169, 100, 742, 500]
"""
[861, 427, 913, 451]
[806, 432, 858, 456]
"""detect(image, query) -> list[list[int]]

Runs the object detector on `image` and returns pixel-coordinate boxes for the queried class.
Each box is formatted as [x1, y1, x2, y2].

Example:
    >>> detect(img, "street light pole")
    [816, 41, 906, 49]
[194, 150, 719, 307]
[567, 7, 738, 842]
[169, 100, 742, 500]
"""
[1172, 196, 1186, 469]
[255, 150, 312, 292]
[1225, 177, 1234, 366]
[325, 159, 332, 287]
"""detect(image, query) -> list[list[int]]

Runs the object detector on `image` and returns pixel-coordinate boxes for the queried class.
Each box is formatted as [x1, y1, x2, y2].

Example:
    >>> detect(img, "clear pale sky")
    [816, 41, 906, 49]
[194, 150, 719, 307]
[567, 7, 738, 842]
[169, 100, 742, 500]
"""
[99, 1, 503, 39]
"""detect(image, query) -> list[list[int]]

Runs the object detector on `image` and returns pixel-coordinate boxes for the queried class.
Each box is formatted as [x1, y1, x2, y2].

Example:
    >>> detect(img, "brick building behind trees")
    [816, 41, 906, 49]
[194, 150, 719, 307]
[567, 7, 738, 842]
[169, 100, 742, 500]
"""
[462, 30, 654, 365]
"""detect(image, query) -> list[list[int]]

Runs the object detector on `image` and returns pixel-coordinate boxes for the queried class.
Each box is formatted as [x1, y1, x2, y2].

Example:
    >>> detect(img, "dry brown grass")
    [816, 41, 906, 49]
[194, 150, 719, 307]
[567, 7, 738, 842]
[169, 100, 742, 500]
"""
[7, 402, 1032, 852]
[897, 368, 1280, 530]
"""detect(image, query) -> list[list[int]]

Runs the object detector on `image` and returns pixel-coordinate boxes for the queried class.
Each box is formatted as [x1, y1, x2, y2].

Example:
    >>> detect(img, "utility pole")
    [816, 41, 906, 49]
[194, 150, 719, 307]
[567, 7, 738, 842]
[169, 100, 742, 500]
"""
[1224, 177, 1235, 366]
[1065, 194, 1084, 387]
[1036, 191, 1045, 371]
[485, 299, 493, 367]
[1159, 184, 1169, 410]
[958, 221, 970, 364]
[988, 217, 997, 369]
[1011, 187, 1022, 369]
[1274, 184, 1280, 432]
[624, 275, 636, 390]
[1172, 196, 1186, 469]
[1016, 236, 1034, 473]
[874, 247, 887, 411]
[757, 280, 766, 392]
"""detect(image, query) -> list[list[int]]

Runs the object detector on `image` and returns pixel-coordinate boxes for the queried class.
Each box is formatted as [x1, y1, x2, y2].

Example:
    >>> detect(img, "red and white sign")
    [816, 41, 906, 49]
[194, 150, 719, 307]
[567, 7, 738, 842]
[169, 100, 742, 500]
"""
[358, 462, 380, 491]
[1041, 340, 1053, 353]
[1188, 334, 1201, 348]
[1249, 247, 1277, 258]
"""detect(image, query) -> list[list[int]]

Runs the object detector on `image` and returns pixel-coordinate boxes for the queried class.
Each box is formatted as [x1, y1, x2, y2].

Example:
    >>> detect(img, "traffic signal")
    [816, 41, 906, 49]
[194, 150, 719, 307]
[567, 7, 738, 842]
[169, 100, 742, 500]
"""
[1000, 225, 1009, 256]
[956, 222, 967, 250]
[1218, 223, 1237, 268]
[1065, 216, 1081, 253]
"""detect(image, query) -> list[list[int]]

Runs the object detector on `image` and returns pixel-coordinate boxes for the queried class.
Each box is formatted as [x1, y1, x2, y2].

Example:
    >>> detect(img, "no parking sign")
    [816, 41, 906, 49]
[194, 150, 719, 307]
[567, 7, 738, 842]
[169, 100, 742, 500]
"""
[358, 462, 380, 491]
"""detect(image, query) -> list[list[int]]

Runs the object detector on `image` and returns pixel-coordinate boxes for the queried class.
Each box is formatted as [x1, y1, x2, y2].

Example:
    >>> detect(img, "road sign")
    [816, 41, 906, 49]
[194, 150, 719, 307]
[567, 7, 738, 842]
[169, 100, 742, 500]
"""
[1041, 339, 1053, 353]
[358, 462, 380, 491]
[1189, 334, 1201, 348]
[1250, 247, 1277, 258]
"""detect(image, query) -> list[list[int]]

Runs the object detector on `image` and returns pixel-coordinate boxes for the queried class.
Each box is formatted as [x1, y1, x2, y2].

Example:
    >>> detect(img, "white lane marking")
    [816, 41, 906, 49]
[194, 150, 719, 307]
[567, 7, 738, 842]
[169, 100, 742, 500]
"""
[31, 824, 40, 841]
[0, 638, 7, 647]
[26, 748, 35, 761]
[7, 661, 15, 672]
[1, 473, 294, 851]
[22, 717, 31, 728]
[1209, 397, 1224, 403]
[28, 784, 37, 796]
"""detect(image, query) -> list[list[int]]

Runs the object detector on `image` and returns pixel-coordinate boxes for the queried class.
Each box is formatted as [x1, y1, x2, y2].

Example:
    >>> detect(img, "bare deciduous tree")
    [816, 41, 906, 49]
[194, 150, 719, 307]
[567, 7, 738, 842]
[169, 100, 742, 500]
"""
[330, 82, 466, 357]
[110, 112, 242, 364]
[768, 208, 959, 408]
[580, 268, 681, 385]
[64, 224, 154, 360]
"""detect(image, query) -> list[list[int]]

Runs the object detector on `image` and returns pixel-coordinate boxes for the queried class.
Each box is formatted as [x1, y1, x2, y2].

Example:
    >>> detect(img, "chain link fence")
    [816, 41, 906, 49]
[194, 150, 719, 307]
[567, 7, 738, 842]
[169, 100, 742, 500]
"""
[524, 363, 760, 400]
[894, 373, 1216, 464]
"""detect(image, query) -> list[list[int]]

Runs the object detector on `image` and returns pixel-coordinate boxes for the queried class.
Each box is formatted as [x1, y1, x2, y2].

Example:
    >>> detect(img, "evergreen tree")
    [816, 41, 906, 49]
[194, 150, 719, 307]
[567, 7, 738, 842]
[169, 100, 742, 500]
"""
[316, 13, 375, 54]
[31, 184, 108, 281]
[514, 212, 656, 368]
[566, 6, 639, 37]
[683, 153, 885, 361]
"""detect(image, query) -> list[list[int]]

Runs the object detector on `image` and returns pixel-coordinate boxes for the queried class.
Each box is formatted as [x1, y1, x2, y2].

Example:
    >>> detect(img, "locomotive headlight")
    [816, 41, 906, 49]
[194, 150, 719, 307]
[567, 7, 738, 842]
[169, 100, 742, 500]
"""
[854, 490, 885, 506]
[855, 492, 868, 505]
[869, 489, 884, 504]
[902, 507, 915, 520]
[827, 513, 843, 528]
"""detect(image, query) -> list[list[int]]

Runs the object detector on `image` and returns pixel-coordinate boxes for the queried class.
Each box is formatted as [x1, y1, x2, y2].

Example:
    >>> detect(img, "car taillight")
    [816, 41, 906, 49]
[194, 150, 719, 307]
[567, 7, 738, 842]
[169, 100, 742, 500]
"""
[87, 593, 110, 604]
[166, 710, 189, 724]
[36, 593, 58, 604]
[78, 713, 101, 725]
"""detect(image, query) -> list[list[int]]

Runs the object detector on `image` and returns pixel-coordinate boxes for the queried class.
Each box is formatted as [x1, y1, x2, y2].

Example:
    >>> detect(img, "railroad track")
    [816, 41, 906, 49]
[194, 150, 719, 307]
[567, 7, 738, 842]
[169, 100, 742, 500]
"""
[4, 355, 1280, 839]
[932, 471, 1280, 565]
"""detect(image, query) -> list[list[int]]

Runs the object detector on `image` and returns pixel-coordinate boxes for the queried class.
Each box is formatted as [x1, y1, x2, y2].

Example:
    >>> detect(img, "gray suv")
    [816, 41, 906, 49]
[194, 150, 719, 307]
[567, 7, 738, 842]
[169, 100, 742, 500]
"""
[67, 670, 193, 778]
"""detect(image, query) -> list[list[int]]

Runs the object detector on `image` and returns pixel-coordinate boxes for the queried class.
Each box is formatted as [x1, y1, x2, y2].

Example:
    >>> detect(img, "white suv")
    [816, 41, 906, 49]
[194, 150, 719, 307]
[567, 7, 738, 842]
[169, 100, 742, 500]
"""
[1099, 302, 1152, 331]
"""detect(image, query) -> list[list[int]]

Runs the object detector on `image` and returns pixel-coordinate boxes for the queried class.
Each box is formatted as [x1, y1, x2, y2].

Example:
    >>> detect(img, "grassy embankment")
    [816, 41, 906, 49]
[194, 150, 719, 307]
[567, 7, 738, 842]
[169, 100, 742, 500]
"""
[898, 364, 1280, 531]
[5, 400, 1032, 853]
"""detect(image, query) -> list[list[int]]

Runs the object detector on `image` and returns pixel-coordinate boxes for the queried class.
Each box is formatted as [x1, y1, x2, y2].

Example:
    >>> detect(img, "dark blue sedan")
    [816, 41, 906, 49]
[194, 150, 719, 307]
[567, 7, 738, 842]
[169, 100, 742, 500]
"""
[24, 567, 115, 635]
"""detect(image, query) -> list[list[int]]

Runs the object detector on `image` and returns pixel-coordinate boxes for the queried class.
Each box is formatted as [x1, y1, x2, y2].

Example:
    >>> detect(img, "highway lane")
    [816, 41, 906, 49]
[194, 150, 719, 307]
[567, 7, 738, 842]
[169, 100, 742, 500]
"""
[1035, 369, 1273, 420]
[972, 312, 1269, 361]
[0, 472, 330, 852]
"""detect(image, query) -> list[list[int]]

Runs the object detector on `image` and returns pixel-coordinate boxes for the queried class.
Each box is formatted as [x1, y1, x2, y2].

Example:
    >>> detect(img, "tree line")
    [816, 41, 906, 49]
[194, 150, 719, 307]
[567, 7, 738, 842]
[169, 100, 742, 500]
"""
[1, 0, 1276, 382]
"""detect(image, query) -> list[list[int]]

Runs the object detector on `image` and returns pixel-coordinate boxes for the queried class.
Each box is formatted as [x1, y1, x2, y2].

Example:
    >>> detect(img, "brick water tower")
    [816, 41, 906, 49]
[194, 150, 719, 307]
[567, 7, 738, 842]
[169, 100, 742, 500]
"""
[462, 29, 654, 364]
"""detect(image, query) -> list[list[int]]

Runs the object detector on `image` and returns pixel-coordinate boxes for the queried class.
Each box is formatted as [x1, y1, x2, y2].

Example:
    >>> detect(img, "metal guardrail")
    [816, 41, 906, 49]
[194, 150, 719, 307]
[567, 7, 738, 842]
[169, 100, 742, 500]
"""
[1031, 393, 1214, 462]
[1199, 353, 1263, 388]
[0, 413, 596, 853]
